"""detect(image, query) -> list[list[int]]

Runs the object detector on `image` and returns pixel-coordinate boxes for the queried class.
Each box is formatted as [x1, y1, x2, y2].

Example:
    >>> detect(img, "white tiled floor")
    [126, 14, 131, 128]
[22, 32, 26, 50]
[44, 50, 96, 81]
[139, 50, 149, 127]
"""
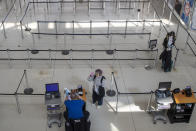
[0, 0, 196, 131]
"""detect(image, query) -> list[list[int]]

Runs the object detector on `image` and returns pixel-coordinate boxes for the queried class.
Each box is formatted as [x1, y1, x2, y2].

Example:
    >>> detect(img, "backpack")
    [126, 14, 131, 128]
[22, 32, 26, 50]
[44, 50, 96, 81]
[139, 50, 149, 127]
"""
[93, 75, 106, 97]
[98, 86, 105, 97]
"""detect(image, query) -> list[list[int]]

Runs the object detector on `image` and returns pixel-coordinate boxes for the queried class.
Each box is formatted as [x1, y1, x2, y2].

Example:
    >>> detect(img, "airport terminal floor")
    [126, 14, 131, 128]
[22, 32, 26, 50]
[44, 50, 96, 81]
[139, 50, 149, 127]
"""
[0, 0, 196, 131]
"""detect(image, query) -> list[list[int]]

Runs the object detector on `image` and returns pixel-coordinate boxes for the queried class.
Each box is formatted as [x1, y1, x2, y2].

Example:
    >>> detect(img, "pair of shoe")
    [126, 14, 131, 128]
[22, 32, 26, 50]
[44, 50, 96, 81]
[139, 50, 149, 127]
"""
[97, 105, 101, 109]
[92, 103, 101, 109]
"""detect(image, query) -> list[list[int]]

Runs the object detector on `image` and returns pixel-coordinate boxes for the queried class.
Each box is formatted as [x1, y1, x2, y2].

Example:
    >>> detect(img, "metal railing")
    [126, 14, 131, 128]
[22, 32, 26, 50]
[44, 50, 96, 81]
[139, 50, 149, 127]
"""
[1, 69, 196, 115]
[0, 48, 158, 68]
[29, 32, 153, 52]
[20, 0, 150, 21]
[30, 20, 161, 39]
[0, 70, 44, 114]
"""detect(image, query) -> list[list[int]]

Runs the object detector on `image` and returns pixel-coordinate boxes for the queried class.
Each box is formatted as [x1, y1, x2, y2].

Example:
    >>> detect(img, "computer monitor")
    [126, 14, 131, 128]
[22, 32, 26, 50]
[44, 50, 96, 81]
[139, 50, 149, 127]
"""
[158, 82, 172, 90]
[45, 83, 59, 93]
[149, 39, 157, 49]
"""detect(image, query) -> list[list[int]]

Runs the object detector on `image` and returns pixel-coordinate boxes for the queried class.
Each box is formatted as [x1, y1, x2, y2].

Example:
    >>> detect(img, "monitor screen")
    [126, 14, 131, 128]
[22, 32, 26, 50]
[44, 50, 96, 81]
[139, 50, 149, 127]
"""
[158, 82, 172, 90]
[149, 39, 157, 49]
[45, 83, 59, 93]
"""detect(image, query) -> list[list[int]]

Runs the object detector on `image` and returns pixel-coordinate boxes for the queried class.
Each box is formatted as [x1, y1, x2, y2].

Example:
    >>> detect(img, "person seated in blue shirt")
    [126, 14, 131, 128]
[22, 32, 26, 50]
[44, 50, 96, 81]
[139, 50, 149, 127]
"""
[64, 90, 90, 131]
[64, 90, 85, 120]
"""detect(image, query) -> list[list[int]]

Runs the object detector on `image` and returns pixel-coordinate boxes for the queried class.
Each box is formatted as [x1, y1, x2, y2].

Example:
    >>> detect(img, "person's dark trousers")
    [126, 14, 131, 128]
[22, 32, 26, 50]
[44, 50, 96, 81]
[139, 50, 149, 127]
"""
[92, 91, 103, 105]
[164, 51, 172, 72]
[97, 97, 103, 105]
[92, 90, 99, 104]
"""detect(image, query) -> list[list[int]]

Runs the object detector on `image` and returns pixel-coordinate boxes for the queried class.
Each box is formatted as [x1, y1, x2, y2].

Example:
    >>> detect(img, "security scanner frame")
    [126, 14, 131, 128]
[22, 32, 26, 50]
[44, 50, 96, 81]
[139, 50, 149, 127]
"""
[45, 83, 62, 128]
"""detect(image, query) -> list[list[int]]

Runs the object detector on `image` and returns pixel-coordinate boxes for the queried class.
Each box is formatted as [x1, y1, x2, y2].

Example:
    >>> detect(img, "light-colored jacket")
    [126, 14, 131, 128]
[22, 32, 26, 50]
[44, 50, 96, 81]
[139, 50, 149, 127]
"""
[88, 75, 106, 94]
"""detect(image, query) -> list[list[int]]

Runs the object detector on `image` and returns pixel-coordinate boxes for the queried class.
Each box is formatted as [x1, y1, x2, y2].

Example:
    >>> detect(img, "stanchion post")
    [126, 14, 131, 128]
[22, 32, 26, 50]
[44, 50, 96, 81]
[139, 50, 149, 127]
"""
[142, 1, 144, 13]
[32, 34, 35, 49]
[72, 20, 75, 39]
[124, 20, 128, 38]
[20, 21, 24, 39]
[159, 20, 162, 32]
[46, 0, 48, 12]
[90, 20, 92, 38]
[7, 49, 12, 68]
[138, 9, 140, 20]
[148, 1, 150, 13]
[102, 0, 105, 9]
[70, 49, 73, 68]
[19, 0, 22, 10]
[74, 0, 76, 14]
[55, 21, 58, 39]
[146, 91, 153, 112]
[91, 49, 94, 69]
[118, 0, 120, 12]
[49, 49, 52, 68]
[162, 1, 165, 17]
[107, 20, 110, 38]
[33, 0, 35, 11]
[24, 70, 29, 89]
[37, 21, 40, 38]
[111, 72, 118, 113]
[153, 11, 156, 26]
[60, 0, 63, 13]
[115, 0, 118, 13]
[88, 0, 90, 15]
[143, 20, 145, 30]
[26, 49, 31, 68]
[2, 22, 7, 39]
[112, 49, 116, 68]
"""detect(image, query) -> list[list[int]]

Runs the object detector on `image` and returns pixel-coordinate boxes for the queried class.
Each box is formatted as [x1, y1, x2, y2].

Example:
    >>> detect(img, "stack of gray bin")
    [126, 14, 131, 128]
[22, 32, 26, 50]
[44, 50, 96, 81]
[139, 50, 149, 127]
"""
[45, 93, 62, 128]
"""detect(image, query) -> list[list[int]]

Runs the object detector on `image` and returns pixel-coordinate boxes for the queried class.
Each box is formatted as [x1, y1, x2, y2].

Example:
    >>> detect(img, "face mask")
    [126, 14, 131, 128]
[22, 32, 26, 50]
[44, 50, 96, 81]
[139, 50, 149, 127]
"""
[168, 36, 173, 47]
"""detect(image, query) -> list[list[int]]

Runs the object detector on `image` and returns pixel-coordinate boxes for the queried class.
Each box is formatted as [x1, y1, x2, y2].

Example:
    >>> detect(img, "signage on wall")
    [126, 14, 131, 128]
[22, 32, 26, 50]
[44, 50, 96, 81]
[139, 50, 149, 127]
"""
[181, 0, 194, 25]
[191, 4, 196, 30]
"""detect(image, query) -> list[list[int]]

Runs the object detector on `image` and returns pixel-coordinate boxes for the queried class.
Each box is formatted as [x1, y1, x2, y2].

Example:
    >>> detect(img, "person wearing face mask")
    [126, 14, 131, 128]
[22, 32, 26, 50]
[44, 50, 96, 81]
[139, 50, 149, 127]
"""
[160, 31, 176, 72]
[163, 31, 176, 51]
[88, 69, 106, 109]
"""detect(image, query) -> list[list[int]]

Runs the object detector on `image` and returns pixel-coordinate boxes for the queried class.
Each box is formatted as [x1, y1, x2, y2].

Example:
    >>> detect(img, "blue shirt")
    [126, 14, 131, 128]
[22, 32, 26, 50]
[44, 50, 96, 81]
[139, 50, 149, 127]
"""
[64, 99, 84, 119]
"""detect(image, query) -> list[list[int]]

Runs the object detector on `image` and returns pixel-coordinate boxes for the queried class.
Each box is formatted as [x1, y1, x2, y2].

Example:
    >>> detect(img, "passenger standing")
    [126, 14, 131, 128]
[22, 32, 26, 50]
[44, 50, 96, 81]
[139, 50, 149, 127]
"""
[160, 31, 176, 72]
[88, 69, 106, 109]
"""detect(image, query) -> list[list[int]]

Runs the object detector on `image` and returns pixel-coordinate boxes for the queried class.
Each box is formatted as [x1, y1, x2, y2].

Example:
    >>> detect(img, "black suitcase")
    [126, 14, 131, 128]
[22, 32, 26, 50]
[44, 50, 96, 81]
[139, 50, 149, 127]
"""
[85, 120, 91, 131]
[65, 121, 73, 131]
